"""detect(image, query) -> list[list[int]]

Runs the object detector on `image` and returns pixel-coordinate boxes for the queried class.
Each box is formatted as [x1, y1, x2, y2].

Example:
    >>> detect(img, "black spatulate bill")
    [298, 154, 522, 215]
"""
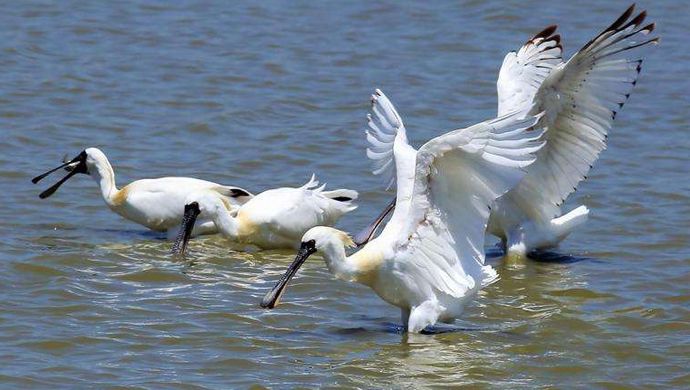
[352, 198, 396, 247]
[32, 151, 89, 198]
[260, 239, 317, 309]
[171, 202, 201, 256]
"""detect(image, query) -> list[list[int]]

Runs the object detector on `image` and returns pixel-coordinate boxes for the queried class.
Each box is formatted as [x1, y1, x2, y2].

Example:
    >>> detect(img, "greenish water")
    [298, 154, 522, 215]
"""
[0, 1, 688, 388]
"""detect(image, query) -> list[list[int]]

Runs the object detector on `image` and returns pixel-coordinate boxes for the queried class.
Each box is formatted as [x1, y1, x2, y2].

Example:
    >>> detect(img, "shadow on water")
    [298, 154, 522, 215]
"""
[486, 245, 596, 264]
[331, 323, 478, 336]
[419, 325, 491, 335]
[485, 245, 506, 259]
[527, 249, 596, 264]
[333, 317, 518, 336]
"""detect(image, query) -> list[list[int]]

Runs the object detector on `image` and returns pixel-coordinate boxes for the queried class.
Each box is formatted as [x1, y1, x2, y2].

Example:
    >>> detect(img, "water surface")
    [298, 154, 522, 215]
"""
[0, 0, 688, 388]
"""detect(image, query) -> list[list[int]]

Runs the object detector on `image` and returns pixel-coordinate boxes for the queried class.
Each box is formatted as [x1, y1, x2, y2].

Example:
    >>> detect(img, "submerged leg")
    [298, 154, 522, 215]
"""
[400, 308, 410, 331]
[408, 300, 443, 333]
[505, 227, 528, 258]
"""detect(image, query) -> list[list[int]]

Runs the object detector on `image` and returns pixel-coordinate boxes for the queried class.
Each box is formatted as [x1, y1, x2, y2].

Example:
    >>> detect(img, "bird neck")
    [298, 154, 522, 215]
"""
[321, 238, 382, 286]
[89, 157, 120, 207]
[210, 206, 241, 239]
[321, 241, 356, 281]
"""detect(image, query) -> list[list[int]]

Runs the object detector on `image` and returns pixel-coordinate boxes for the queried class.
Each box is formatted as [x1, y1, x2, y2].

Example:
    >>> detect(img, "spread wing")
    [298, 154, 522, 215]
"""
[389, 109, 544, 298]
[364, 90, 420, 240]
[506, 5, 658, 220]
[366, 89, 417, 192]
[497, 25, 563, 116]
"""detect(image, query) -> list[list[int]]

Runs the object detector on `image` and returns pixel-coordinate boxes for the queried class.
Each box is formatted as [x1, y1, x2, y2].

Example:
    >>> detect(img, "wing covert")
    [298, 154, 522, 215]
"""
[508, 5, 658, 220]
[393, 109, 544, 297]
[497, 25, 563, 116]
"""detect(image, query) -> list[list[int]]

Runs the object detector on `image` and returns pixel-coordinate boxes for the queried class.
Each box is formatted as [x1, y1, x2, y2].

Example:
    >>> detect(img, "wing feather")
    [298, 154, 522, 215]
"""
[502, 4, 658, 220]
[497, 25, 563, 116]
[365, 89, 412, 190]
[390, 109, 544, 298]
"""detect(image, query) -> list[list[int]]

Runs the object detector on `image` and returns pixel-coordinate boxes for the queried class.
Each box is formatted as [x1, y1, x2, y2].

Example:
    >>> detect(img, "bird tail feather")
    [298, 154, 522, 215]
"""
[321, 189, 358, 203]
[550, 205, 589, 239]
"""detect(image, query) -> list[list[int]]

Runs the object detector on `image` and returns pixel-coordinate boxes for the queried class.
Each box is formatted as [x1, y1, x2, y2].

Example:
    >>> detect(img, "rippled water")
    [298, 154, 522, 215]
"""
[1, 1, 688, 388]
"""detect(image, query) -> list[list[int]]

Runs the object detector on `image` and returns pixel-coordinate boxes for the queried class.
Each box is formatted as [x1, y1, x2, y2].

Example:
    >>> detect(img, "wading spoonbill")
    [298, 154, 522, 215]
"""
[360, 5, 658, 257]
[171, 175, 358, 253]
[32, 147, 253, 238]
[260, 91, 544, 332]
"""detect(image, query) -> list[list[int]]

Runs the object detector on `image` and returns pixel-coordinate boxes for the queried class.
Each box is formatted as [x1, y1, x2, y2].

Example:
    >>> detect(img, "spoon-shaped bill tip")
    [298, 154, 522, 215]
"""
[33, 151, 88, 197]
[171, 202, 201, 256]
[260, 243, 315, 309]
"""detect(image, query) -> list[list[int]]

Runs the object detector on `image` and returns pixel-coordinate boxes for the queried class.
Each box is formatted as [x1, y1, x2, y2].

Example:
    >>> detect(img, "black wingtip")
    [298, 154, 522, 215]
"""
[580, 4, 657, 54]
[639, 22, 655, 35]
[625, 10, 647, 30]
[534, 25, 558, 40]
[607, 4, 637, 33]
[332, 196, 353, 202]
[527, 25, 559, 46]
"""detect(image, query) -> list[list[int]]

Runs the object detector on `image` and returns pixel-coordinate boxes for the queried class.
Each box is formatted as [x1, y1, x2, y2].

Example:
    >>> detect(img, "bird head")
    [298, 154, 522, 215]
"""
[171, 191, 225, 256]
[31, 147, 109, 199]
[260, 226, 353, 309]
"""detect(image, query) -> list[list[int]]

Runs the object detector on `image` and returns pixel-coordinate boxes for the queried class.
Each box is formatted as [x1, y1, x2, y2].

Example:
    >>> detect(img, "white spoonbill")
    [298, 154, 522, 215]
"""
[360, 5, 659, 256]
[488, 4, 658, 256]
[32, 147, 253, 238]
[171, 175, 358, 253]
[261, 91, 544, 332]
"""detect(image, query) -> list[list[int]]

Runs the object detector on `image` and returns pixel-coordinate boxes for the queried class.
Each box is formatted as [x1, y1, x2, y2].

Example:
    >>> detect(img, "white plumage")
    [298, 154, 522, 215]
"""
[172, 175, 358, 252]
[362, 6, 658, 256]
[489, 5, 658, 255]
[32, 147, 252, 238]
[262, 90, 543, 332]
[496, 25, 563, 118]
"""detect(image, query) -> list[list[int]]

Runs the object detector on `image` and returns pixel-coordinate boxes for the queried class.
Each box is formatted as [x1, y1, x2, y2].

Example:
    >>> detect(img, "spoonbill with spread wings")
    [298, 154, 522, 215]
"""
[358, 5, 658, 257]
[261, 91, 543, 332]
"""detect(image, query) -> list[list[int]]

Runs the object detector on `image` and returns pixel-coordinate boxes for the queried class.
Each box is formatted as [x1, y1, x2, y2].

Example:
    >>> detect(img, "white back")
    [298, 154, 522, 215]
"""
[239, 175, 357, 235]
